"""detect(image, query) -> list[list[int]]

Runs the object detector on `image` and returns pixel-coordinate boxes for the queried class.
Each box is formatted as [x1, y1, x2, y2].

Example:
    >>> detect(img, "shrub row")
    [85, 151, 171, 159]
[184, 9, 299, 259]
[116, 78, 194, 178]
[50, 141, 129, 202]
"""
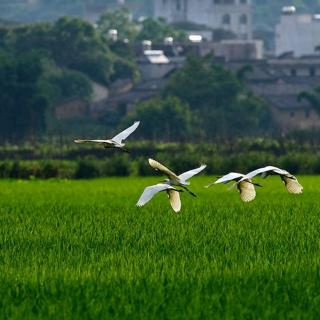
[0, 152, 319, 179]
[1, 138, 320, 161]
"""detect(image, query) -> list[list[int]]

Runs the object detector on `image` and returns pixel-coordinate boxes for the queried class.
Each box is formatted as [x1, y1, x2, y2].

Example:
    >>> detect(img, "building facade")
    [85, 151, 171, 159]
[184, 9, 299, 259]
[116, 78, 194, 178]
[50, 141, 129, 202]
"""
[275, 7, 320, 57]
[153, 0, 252, 40]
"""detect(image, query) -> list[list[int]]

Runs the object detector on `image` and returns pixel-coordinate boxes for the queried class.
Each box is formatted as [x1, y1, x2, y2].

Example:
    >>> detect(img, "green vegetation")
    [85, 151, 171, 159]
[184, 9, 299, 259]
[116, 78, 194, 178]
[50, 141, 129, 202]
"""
[0, 15, 140, 142]
[0, 50, 47, 141]
[124, 55, 271, 140]
[0, 177, 319, 319]
[123, 96, 195, 141]
[1, 138, 320, 178]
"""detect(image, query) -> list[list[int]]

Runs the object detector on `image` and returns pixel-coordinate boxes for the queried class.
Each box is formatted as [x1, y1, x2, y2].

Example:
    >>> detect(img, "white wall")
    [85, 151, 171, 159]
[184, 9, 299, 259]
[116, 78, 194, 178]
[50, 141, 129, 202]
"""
[153, 0, 252, 40]
[276, 14, 320, 57]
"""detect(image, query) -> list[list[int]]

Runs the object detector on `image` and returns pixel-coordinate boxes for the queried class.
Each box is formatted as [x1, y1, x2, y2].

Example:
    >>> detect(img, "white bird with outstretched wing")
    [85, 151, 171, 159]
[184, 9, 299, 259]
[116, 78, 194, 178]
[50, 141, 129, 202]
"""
[178, 165, 207, 185]
[239, 166, 303, 194]
[148, 158, 206, 197]
[206, 172, 258, 203]
[111, 121, 140, 145]
[74, 121, 140, 152]
[136, 183, 182, 213]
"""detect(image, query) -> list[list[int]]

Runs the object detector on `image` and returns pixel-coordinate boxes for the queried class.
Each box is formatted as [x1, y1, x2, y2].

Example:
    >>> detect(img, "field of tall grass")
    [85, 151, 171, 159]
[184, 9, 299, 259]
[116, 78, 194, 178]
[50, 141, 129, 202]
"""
[0, 176, 319, 319]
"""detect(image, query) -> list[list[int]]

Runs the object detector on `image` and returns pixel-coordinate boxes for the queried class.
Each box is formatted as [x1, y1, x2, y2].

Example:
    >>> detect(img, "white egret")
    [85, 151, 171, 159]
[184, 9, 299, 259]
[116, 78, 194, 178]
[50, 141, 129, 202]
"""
[74, 121, 140, 152]
[136, 183, 182, 213]
[148, 158, 206, 197]
[239, 166, 303, 194]
[206, 172, 261, 203]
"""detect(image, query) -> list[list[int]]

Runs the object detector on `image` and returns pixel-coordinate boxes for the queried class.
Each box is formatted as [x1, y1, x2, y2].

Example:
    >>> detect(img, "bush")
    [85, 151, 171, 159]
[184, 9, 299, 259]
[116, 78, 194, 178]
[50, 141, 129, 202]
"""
[0, 141, 320, 179]
[75, 160, 99, 179]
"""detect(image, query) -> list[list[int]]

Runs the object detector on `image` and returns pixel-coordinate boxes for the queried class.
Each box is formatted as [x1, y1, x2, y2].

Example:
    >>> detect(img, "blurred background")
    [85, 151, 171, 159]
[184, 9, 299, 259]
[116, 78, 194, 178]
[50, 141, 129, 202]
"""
[1, 0, 320, 178]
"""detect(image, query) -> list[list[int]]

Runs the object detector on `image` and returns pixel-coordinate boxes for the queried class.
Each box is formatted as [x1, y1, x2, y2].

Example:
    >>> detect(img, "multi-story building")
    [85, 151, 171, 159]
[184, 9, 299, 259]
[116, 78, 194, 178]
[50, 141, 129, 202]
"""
[153, 0, 252, 40]
[275, 6, 320, 57]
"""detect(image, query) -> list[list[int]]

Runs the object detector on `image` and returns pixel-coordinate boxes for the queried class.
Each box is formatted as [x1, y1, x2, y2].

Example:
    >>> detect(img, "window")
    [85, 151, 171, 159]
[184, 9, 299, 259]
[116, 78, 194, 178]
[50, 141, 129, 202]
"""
[305, 109, 310, 118]
[176, 0, 181, 10]
[240, 0, 247, 4]
[240, 14, 248, 24]
[214, 0, 234, 4]
[222, 14, 231, 24]
[290, 111, 295, 118]
[310, 67, 316, 77]
[290, 68, 297, 76]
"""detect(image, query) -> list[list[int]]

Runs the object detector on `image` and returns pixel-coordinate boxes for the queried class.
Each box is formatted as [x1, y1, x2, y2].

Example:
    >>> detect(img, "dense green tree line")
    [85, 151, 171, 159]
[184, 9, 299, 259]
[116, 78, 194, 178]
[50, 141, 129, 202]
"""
[0, 15, 140, 142]
[0, 51, 47, 141]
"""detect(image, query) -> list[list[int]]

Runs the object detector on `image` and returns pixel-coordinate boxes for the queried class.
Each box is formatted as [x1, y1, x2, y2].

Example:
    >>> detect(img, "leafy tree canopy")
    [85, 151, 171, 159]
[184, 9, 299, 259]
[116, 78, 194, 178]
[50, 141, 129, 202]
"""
[164, 55, 271, 139]
[122, 96, 194, 141]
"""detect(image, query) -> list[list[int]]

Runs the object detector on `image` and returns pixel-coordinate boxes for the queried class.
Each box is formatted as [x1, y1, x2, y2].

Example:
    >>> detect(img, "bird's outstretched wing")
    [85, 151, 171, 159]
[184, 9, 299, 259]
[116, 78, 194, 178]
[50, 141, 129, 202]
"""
[167, 189, 181, 213]
[242, 166, 290, 181]
[74, 139, 109, 144]
[282, 176, 303, 194]
[136, 183, 173, 207]
[178, 165, 207, 184]
[206, 172, 244, 188]
[239, 180, 256, 202]
[111, 121, 140, 144]
[148, 159, 180, 181]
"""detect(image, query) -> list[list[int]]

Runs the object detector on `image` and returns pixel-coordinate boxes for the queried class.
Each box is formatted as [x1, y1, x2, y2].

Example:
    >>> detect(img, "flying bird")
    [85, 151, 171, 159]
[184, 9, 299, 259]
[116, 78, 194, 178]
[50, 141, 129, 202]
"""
[206, 172, 260, 203]
[148, 158, 206, 197]
[239, 166, 303, 194]
[74, 121, 140, 152]
[136, 183, 183, 213]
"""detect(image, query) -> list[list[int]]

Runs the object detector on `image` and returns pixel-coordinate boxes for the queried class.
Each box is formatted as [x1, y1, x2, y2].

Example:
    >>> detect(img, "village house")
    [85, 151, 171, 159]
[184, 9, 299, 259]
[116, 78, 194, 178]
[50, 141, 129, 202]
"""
[153, 0, 252, 40]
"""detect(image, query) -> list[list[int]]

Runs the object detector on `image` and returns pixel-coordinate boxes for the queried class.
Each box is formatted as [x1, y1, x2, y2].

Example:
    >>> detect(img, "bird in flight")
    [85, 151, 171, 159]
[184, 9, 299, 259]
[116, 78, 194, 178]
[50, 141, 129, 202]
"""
[136, 159, 206, 212]
[74, 121, 140, 152]
[136, 183, 183, 213]
[206, 172, 261, 203]
[148, 158, 206, 197]
[239, 166, 303, 194]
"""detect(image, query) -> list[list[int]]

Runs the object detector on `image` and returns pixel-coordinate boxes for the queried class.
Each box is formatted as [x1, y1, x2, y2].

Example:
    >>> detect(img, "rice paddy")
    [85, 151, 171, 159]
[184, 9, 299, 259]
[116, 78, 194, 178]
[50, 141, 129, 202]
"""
[0, 176, 319, 319]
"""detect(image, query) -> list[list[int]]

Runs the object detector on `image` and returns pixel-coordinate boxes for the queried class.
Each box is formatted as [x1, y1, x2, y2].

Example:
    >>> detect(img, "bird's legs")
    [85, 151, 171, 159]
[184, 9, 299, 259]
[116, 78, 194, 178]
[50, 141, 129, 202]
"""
[181, 185, 197, 197]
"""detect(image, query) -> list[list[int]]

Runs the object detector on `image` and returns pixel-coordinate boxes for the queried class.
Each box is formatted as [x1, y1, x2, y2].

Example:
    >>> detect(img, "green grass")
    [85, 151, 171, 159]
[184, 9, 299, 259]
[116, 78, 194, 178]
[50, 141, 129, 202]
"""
[0, 176, 320, 319]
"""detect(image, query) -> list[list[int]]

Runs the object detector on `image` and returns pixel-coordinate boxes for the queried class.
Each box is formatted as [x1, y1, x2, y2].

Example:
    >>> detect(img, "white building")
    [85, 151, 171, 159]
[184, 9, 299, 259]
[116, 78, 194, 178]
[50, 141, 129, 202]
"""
[275, 6, 320, 57]
[153, 0, 252, 40]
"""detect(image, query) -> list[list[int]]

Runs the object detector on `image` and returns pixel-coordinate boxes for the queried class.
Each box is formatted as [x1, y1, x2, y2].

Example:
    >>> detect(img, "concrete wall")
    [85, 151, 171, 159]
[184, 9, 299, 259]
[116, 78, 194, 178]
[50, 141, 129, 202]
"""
[139, 62, 176, 80]
[154, 0, 252, 40]
[275, 14, 320, 57]
[271, 107, 320, 132]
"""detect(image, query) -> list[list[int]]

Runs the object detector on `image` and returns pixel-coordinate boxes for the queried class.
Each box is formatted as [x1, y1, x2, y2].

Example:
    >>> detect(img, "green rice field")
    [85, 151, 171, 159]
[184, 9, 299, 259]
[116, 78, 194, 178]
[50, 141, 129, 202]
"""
[0, 176, 319, 319]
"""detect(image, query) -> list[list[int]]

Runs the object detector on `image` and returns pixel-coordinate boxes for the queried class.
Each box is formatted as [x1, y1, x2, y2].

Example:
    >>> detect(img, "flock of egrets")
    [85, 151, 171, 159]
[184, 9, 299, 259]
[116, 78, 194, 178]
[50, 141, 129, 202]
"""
[75, 121, 303, 213]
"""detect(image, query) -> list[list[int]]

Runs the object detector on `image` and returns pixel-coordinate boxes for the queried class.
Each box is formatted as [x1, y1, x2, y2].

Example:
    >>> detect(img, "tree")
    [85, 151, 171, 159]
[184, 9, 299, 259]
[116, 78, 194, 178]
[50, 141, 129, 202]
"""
[7, 18, 115, 84]
[122, 96, 195, 141]
[137, 17, 187, 43]
[46, 69, 93, 103]
[97, 8, 138, 42]
[298, 88, 320, 115]
[0, 50, 48, 142]
[165, 55, 271, 139]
